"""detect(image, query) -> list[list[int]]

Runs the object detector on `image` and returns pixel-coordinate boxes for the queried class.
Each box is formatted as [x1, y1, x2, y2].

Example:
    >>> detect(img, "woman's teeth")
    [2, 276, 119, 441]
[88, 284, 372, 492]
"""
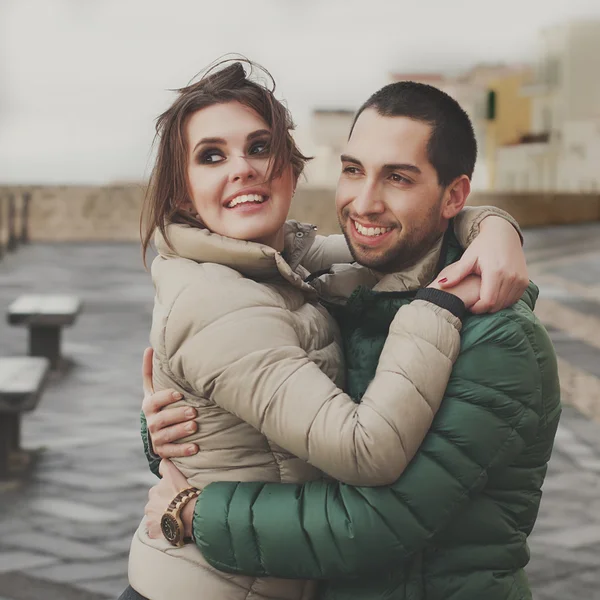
[354, 221, 392, 237]
[227, 194, 266, 208]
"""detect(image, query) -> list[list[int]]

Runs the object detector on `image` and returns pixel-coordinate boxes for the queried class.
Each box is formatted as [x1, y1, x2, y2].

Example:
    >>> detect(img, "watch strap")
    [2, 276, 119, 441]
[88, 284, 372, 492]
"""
[167, 487, 201, 515]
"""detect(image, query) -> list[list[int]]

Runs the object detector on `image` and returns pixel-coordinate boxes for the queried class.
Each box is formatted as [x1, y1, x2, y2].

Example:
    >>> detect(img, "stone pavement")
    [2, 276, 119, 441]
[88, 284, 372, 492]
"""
[0, 225, 598, 599]
[0, 243, 153, 599]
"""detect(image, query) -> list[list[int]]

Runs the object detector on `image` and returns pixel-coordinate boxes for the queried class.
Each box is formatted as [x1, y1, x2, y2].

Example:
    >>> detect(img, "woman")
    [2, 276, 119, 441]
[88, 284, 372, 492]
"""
[123, 60, 526, 600]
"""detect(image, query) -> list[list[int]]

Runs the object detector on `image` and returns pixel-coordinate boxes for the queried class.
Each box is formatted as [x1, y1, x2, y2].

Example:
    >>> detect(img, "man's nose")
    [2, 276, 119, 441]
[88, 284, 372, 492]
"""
[352, 180, 384, 215]
[229, 155, 259, 183]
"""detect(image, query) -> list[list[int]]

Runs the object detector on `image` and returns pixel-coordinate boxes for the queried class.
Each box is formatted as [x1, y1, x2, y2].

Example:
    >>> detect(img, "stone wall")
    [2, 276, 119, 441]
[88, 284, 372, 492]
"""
[1, 185, 599, 244]
[467, 191, 600, 228]
[292, 189, 600, 234]
[0, 185, 146, 243]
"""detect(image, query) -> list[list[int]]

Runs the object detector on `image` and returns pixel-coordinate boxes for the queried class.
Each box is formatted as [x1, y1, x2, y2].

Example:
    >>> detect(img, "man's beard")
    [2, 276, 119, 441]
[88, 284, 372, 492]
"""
[338, 195, 445, 274]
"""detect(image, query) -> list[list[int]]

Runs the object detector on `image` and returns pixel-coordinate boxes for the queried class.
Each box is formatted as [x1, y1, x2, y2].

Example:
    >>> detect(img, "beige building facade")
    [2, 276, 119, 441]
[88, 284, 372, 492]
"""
[484, 70, 533, 189]
[300, 109, 355, 189]
[495, 21, 600, 192]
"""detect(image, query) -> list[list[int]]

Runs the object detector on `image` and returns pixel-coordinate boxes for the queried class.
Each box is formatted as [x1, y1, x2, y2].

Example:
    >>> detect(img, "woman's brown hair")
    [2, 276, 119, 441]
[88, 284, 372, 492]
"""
[141, 58, 310, 264]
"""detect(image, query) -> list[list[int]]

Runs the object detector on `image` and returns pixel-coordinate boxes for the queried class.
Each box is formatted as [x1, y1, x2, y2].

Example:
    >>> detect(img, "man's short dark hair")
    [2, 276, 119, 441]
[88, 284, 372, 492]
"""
[350, 81, 477, 187]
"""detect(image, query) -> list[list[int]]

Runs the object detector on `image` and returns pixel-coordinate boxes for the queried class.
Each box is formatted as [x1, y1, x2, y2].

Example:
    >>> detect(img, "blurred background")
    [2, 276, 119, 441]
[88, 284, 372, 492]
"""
[0, 1, 599, 599]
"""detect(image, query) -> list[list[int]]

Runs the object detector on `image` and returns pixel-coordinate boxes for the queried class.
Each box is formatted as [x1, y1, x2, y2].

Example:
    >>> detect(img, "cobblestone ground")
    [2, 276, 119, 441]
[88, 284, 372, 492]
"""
[0, 224, 599, 600]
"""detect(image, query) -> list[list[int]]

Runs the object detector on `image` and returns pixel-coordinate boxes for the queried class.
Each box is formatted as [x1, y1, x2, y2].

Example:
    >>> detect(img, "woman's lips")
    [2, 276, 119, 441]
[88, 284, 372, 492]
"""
[227, 196, 271, 212]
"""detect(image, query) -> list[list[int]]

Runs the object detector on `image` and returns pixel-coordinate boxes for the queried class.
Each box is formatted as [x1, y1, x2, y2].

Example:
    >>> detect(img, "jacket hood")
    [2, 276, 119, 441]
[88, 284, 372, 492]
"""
[154, 222, 318, 295]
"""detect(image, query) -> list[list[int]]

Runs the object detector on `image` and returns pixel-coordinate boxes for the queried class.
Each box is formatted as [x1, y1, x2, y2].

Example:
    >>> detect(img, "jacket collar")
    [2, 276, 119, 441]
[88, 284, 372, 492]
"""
[371, 235, 446, 293]
[313, 223, 459, 303]
[371, 222, 462, 293]
[154, 222, 318, 296]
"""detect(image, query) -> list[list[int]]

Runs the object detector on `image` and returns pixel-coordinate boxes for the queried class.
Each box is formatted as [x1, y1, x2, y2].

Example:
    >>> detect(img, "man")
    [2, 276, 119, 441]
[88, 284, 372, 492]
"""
[141, 82, 560, 599]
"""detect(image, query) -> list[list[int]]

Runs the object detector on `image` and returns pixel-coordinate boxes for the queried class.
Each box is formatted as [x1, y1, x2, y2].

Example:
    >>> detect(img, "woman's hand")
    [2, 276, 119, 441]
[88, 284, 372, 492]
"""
[429, 274, 481, 310]
[142, 348, 199, 458]
[438, 215, 528, 313]
[145, 459, 199, 540]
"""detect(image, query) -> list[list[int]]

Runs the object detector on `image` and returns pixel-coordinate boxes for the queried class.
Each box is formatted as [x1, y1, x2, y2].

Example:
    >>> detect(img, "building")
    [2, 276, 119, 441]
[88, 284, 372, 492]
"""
[300, 109, 355, 189]
[484, 69, 533, 189]
[494, 21, 600, 192]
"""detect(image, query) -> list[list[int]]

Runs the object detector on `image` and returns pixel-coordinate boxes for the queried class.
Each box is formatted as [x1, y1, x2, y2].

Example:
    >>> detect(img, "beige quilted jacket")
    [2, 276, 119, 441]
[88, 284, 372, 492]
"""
[129, 207, 515, 600]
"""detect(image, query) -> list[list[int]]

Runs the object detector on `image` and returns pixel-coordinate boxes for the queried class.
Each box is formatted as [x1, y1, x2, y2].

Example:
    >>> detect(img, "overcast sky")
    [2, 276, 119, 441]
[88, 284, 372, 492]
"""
[2, 0, 600, 184]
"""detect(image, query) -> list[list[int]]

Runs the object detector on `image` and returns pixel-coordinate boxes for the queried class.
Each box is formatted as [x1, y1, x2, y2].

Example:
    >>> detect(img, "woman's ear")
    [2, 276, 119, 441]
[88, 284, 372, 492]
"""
[179, 199, 197, 217]
[442, 175, 471, 220]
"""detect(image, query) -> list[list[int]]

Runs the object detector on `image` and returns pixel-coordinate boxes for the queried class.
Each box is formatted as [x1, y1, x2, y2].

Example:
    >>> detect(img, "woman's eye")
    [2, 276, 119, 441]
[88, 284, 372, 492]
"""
[199, 150, 224, 164]
[248, 141, 270, 155]
[343, 166, 360, 175]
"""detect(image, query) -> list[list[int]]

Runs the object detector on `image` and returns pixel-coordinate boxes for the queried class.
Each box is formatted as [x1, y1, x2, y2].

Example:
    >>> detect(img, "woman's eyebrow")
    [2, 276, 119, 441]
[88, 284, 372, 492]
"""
[193, 137, 225, 152]
[247, 129, 271, 141]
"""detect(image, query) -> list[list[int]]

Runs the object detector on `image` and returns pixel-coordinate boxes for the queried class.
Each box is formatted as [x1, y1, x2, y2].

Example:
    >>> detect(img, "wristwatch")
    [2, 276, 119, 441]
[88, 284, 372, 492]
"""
[160, 487, 201, 547]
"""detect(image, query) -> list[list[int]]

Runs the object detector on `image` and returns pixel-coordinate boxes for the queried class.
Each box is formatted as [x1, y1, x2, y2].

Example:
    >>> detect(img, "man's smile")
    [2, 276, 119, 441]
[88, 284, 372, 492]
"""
[350, 218, 395, 246]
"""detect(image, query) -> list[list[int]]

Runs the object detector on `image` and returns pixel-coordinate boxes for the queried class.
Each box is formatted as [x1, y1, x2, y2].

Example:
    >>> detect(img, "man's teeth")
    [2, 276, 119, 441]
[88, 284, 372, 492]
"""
[227, 194, 266, 208]
[354, 221, 392, 237]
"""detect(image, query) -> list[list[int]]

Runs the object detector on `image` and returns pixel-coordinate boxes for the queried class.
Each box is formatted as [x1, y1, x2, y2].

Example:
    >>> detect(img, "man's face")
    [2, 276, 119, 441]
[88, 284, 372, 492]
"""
[336, 109, 450, 273]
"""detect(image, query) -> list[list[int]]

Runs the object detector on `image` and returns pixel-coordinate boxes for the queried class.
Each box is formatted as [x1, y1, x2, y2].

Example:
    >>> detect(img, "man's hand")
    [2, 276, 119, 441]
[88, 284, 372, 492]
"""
[438, 215, 528, 313]
[142, 348, 198, 459]
[145, 459, 199, 539]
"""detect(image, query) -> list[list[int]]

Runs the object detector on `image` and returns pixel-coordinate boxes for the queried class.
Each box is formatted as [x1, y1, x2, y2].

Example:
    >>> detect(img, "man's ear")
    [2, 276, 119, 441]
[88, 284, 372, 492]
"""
[441, 175, 471, 219]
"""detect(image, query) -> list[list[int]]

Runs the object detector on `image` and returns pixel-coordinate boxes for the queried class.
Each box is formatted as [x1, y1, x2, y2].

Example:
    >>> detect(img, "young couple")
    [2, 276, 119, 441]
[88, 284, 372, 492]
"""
[120, 60, 560, 600]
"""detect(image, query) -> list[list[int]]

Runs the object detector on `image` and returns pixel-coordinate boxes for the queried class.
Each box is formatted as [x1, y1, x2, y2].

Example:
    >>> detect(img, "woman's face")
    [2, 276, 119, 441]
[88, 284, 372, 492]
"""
[185, 101, 294, 249]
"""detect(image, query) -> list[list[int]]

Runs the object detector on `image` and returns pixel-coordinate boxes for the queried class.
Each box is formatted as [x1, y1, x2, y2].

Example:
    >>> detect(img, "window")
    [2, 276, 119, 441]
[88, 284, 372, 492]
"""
[486, 90, 496, 121]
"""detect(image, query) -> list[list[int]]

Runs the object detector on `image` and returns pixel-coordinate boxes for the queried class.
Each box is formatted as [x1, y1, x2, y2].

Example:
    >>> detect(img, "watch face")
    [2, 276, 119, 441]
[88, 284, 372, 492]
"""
[161, 513, 180, 544]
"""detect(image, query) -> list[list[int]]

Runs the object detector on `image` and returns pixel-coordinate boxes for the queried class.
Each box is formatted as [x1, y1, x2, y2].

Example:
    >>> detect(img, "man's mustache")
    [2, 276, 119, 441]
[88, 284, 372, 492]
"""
[341, 210, 397, 230]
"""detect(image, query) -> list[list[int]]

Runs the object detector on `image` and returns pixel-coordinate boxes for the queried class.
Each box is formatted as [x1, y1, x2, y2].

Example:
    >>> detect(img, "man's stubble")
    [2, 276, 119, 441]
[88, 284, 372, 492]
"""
[338, 192, 446, 274]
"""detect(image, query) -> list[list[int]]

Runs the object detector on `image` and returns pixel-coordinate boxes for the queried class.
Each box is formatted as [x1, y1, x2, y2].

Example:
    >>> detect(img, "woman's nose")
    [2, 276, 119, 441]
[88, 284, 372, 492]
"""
[230, 155, 258, 183]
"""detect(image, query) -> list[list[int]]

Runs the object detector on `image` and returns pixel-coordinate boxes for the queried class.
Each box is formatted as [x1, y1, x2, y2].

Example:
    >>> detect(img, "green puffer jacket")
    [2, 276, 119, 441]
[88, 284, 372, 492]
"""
[190, 229, 561, 600]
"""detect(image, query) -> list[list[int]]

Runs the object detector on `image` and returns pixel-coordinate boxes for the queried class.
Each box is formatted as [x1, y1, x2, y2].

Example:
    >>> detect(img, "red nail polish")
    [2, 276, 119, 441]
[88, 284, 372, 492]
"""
[438, 277, 448, 283]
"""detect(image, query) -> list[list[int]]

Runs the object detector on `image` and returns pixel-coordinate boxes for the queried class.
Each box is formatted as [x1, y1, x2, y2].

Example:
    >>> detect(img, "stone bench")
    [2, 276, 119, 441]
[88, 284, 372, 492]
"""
[7, 294, 82, 370]
[0, 357, 50, 478]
